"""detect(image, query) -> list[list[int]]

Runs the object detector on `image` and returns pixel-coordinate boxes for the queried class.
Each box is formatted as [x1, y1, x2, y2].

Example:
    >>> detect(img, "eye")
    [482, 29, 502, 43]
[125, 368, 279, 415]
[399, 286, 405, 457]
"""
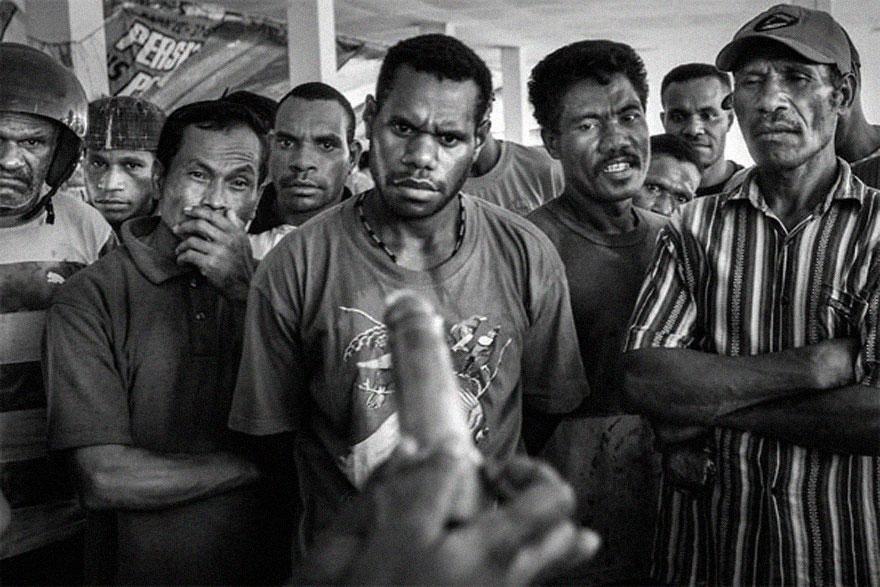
[438, 134, 460, 147]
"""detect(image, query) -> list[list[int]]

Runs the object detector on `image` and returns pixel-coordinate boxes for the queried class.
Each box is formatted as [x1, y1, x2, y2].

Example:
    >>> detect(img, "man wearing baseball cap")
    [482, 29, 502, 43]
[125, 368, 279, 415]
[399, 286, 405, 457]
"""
[624, 4, 880, 584]
[84, 96, 166, 233]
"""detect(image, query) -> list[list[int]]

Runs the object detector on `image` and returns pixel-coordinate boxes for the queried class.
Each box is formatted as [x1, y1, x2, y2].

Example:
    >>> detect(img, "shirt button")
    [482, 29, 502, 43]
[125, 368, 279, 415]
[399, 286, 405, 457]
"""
[194, 311, 206, 321]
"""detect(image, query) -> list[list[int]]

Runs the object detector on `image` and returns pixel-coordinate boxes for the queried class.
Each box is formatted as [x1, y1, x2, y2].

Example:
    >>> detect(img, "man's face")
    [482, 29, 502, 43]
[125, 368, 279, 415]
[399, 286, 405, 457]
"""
[661, 77, 734, 170]
[0, 112, 58, 219]
[157, 124, 262, 228]
[544, 74, 649, 203]
[734, 56, 843, 170]
[633, 154, 701, 216]
[364, 65, 487, 219]
[270, 97, 357, 216]
[84, 149, 157, 224]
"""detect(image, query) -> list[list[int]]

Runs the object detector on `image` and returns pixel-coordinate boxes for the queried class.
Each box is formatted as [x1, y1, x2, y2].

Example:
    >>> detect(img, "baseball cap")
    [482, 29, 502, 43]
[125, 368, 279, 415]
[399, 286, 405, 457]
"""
[87, 96, 166, 152]
[716, 4, 853, 74]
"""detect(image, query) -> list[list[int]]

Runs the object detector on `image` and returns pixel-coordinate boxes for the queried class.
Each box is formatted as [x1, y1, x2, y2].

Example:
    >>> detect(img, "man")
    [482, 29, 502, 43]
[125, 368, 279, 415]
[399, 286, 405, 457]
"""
[44, 99, 278, 584]
[83, 96, 165, 233]
[248, 82, 361, 259]
[660, 62, 743, 196]
[463, 130, 564, 215]
[633, 133, 702, 216]
[0, 44, 115, 583]
[229, 33, 586, 551]
[624, 4, 880, 584]
[525, 40, 666, 584]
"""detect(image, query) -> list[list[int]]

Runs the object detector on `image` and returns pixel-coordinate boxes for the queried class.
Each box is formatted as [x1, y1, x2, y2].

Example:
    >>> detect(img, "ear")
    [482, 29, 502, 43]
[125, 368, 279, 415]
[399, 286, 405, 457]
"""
[541, 127, 561, 160]
[835, 72, 857, 113]
[348, 139, 363, 173]
[151, 159, 165, 201]
[363, 95, 378, 137]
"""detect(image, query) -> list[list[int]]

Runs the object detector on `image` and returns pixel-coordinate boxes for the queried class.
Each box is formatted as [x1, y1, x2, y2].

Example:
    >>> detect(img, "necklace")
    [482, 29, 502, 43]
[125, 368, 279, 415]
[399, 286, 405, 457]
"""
[356, 191, 466, 264]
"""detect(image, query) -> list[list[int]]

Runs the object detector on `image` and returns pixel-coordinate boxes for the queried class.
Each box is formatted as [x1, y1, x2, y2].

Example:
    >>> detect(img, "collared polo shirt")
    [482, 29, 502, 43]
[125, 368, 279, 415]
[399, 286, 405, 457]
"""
[43, 216, 265, 584]
[625, 161, 880, 586]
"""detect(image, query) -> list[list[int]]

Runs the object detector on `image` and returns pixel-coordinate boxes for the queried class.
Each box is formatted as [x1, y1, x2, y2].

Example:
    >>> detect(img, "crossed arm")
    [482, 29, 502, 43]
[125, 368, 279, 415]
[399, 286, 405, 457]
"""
[622, 340, 880, 455]
[70, 444, 260, 511]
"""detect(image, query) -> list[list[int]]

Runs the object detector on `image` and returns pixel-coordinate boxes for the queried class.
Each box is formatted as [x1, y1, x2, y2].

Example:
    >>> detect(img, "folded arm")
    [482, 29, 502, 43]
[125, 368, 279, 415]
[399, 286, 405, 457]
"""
[71, 444, 260, 511]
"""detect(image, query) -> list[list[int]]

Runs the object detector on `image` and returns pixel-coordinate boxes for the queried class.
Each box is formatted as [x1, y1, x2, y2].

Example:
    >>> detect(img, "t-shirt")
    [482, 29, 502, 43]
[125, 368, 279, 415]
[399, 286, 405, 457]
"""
[229, 192, 587, 541]
[44, 216, 268, 584]
[695, 160, 745, 197]
[463, 140, 564, 215]
[527, 197, 666, 582]
[0, 195, 114, 559]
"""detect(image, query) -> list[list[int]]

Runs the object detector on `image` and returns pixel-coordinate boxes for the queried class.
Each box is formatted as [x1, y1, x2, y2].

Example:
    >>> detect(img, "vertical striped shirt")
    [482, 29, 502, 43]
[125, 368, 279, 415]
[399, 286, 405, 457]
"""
[625, 161, 880, 586]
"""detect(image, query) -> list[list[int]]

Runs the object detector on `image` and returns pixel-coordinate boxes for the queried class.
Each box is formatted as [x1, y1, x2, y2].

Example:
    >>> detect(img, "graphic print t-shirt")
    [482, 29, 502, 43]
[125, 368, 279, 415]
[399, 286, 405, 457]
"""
[230, 193, 585, 489]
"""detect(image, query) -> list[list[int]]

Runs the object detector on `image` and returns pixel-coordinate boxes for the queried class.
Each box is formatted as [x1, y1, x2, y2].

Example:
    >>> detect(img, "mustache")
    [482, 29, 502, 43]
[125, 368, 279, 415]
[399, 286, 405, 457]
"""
[388, 176, 442, 191]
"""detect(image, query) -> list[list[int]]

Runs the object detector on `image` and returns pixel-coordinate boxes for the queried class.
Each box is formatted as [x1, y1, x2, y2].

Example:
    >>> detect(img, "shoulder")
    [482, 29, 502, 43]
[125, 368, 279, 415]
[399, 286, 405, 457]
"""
[51, 195, 115, 261]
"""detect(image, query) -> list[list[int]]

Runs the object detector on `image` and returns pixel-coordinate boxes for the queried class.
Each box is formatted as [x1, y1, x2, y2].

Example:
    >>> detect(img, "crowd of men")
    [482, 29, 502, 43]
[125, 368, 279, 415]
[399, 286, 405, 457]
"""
[1, 2, 879, 585]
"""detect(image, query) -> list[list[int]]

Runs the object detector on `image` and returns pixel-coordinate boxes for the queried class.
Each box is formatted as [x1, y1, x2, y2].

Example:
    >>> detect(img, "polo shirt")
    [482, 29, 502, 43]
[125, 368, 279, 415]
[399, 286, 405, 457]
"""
[229, 193, 587, 544]
[625, 161, 880, 585]
[43, 216, 267, 584]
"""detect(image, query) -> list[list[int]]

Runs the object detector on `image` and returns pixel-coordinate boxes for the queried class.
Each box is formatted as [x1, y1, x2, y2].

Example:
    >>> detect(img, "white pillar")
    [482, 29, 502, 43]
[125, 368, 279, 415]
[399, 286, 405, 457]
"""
[286, 0, 337, 87]
[500, 46, 528, 144]
[418, 21, 456, 36]
[24, 0, 109, 99]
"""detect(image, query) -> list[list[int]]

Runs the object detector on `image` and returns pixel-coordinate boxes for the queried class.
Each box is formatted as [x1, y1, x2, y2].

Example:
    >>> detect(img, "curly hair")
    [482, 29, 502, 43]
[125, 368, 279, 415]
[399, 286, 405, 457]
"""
[375, 34, 493, 126]
[529, 40, 648, 131]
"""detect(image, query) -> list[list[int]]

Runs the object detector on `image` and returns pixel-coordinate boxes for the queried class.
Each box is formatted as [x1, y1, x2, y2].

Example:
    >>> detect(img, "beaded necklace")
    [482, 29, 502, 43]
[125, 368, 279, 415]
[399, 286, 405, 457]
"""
[355, 191, 466, 264]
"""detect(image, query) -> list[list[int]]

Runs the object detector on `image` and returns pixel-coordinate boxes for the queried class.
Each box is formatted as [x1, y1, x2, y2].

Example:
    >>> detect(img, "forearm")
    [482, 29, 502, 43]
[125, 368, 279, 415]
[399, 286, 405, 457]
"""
[73, 444, 260, 511]
[716, 384, 880, 455]
[622, 346, 825, 426]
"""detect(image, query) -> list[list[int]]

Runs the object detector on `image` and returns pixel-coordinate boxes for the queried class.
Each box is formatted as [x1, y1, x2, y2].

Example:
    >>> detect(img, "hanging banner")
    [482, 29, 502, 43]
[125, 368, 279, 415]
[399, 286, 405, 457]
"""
[105, 3, 210, 96]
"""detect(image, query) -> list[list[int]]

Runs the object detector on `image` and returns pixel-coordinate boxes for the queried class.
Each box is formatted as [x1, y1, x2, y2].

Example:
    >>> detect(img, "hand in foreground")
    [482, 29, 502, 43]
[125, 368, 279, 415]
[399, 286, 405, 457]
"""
[299, 444, 600, 585]
[173, 206, 255, 302]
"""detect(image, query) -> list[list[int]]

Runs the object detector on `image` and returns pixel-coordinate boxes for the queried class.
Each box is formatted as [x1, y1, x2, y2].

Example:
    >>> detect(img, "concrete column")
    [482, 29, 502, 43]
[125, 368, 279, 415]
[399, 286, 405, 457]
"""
[500, 46, 528, 144]
[286, 0, 337, 87]
[418, 21, 456, 36]
[25, 0, 109, 99]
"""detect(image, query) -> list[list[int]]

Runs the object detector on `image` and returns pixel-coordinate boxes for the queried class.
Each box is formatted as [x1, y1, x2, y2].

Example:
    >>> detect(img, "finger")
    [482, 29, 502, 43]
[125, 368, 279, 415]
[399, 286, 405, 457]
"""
[507, 524, 601, 584]
[173, 217, 230, 244]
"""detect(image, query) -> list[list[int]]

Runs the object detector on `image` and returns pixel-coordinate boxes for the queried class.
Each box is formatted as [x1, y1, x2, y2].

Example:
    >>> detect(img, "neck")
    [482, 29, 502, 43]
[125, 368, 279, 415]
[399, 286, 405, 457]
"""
[362, 189, 461, 270]
[756, 146, 839, 231]
[837, 112, 880, 162]
[278, 190, 344, 226]
[561, 188, 637, 234]
[470, 135, 501, 177]
[700, 158, 732, 189]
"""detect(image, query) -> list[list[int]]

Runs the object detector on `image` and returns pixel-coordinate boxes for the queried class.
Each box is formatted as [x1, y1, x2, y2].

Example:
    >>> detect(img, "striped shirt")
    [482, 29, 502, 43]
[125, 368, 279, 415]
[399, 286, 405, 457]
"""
[625, 161, 880, 586]
[0, 196, 114, 558]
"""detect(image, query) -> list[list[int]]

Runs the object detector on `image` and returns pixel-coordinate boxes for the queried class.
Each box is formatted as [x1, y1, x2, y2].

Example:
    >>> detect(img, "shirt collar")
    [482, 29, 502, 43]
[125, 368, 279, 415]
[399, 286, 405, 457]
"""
[722, 158, 865, 213]
[121, 216, 193, 284]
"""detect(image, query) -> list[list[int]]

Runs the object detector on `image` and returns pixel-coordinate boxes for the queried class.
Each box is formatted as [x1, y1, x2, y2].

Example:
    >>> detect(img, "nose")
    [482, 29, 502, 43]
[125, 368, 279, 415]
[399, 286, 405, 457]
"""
[401, 134, 437, 170]
[98, 164, 124, 192]
[0, 140, 25, 172]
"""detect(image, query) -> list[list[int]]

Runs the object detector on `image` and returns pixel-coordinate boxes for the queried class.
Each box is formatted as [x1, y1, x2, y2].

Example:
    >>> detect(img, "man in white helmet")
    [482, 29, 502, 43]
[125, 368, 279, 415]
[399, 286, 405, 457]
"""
[0, 43, 115, 583]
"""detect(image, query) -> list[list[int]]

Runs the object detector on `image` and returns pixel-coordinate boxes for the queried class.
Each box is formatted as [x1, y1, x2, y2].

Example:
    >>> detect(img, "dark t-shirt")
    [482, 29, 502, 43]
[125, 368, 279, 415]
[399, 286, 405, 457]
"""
[527, 196, 666, 582]
[44, 217, 268, 584]
[695, 161, 745, 197]
[229, 193, 587, 541]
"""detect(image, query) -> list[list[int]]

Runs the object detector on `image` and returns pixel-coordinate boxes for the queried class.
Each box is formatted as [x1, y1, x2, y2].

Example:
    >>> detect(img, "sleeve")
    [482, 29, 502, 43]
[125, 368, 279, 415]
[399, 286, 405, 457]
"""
[43, 300, 133, 450]
[520, 242, 588, 414]
[228, 277, 305, 435]
[624, 222, 699, 352]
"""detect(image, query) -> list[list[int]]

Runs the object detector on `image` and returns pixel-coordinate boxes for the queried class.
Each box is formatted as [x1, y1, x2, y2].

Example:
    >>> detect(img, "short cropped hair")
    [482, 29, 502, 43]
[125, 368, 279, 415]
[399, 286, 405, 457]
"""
[650, 133, 701, 170]
[375, 34, 493, 126]
[157, 99, 269, 183]
[529, 40, 648, 132]
[278, 82, 356, 144]
[660, 63, 732, 104]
